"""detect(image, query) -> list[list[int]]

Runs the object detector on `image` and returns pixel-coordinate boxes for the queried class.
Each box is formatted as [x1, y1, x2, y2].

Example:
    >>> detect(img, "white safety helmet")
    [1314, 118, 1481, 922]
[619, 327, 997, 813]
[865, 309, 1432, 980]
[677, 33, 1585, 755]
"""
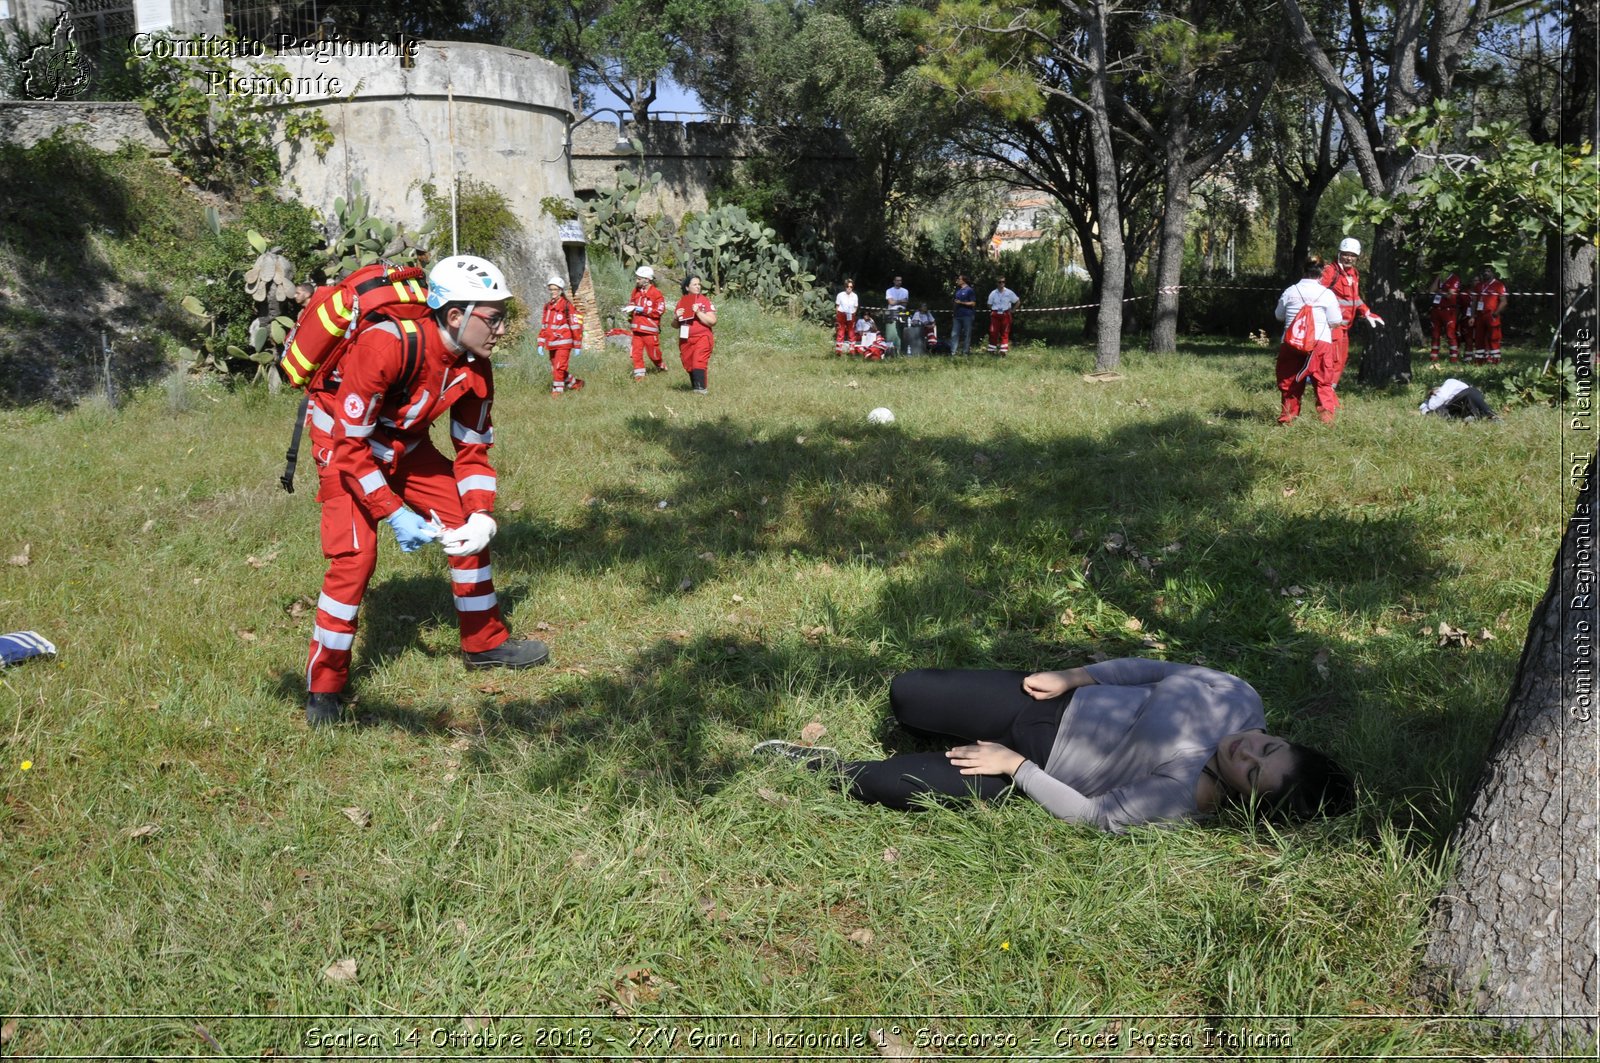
[546, 275, 567, 290]
[1338, 237, 1362, 256]
[635, 265, 654, 280]
[426, 256, 512, 308]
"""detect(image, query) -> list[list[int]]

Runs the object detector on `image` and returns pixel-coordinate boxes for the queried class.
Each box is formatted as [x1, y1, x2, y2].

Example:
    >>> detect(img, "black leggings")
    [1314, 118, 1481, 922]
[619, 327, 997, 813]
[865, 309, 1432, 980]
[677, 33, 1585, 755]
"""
[841, 669, 1069, 811]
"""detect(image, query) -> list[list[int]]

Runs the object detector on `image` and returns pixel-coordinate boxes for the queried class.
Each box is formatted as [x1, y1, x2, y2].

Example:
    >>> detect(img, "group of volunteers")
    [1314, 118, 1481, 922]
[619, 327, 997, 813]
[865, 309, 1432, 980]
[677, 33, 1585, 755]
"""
[1273, 237, 1514, 426]
[834, 275, 1022, 358]
[538, 265, 717, 396]
[284, 250, 1357, 837]
[1425, 264, 1509, 365]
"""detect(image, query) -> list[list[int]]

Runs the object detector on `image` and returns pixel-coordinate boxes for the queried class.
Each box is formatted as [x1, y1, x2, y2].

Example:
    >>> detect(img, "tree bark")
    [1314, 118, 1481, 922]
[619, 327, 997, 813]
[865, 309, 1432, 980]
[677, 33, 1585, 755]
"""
[1424, 452, 1598, 1049]
[1148, 115, 1192, 355]
[1086, 0, 1126, 373]
[1356, 218, 1417, 384]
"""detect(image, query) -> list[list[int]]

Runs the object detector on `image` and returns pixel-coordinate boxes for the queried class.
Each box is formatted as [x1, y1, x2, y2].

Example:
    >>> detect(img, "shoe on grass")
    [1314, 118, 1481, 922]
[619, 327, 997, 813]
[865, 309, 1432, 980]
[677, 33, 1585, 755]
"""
[306, 691, 343, 727]
[464, 637, 551, 670]
[751, 739, 840, 770]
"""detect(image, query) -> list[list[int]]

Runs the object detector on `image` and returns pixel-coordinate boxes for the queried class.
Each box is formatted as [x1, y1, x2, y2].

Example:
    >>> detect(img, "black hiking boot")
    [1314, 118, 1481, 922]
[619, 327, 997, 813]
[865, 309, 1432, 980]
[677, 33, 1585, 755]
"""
[464, 638, 552, 670]
[306, 691, 343, 728]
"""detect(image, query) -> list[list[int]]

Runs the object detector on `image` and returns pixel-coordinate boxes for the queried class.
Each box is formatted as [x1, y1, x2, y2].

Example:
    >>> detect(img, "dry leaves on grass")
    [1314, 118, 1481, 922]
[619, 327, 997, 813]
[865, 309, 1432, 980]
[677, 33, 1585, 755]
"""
[245, 547, 281, 569]
[194, 1024, 224, 1052]
[1, 1019, 17, 1045]
[1281, 585, 1307, 598]
[698, 896, 730, 923]
[340, 806, 373, 828]
[1435, 621, 1491, 648]
[1313, 648, 1331, 680]
[598, 967, 675, 1017]
[7, 543, 29, 567]
[323, 957, 357, 982]
[847, 927, 875, 947]
[285, 596, 314, 619]
[881, 847, 900, 863]
[757, 787, 794, 807]
[236, 629, 257, 642]
[126, 823, 160, 841]
[800, 721, 828, 744]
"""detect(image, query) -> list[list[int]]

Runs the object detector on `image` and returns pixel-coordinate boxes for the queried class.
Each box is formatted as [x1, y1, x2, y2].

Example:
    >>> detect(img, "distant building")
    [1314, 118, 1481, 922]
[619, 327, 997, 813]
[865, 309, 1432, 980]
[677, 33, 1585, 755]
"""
[2, 0, 221, 43]
[991, 190, 1054, 255]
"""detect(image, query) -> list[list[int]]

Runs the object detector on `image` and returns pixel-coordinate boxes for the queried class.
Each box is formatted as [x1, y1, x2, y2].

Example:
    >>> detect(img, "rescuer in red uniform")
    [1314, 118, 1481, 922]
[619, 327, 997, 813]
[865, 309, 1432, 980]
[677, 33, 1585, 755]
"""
[623, 264, 667, 379]
[538, 275, 584, 395]
[675, 275, 717, 394]
[301, 256, 550, 727]
[1428, 267, 1462, 364]
[1319, 237, 1385, 390]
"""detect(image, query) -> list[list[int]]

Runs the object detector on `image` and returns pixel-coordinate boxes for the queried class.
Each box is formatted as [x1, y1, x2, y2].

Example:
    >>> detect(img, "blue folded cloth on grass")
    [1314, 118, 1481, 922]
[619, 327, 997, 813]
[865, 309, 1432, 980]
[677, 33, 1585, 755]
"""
[1, 631, 56, 666]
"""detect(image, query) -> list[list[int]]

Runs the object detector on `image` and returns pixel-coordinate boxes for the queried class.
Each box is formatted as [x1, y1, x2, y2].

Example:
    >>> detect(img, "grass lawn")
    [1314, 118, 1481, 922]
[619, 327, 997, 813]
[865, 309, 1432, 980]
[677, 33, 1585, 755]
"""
[0, 297, 1571, 1058]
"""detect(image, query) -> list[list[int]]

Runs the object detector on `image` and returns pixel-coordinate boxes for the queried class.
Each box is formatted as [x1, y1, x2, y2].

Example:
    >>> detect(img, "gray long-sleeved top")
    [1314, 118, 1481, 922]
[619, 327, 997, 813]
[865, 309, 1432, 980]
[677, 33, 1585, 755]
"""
[1010, 658, 1265, 832]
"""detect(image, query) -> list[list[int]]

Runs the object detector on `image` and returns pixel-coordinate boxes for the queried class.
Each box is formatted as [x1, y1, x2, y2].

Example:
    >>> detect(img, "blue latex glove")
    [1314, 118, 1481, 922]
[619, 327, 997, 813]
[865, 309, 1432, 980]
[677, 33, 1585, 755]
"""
[385, 507, 439, 553]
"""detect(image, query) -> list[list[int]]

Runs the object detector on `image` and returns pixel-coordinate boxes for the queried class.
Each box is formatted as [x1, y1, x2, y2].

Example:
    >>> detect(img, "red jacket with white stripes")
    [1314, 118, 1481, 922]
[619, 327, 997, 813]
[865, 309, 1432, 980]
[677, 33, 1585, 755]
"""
[1319, 263, 1370, 329]
[629, 284, 666, 334]
[309, 315, 496, 522]
[539, 295, 581, 351]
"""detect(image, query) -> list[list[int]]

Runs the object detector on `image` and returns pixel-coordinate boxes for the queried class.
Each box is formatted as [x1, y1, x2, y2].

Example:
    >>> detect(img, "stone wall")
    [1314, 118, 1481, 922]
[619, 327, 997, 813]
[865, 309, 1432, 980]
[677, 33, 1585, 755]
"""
[571, 120, 854, 218]
[261, 40, 580, 299]
[0, 100, 165, 153]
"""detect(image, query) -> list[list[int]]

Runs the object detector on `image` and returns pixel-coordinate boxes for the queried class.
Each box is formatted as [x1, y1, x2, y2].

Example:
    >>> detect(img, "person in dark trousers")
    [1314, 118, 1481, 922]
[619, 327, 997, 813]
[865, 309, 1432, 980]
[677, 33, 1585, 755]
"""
[755, 659, 1353, 832]
[950, 275, 977, 355]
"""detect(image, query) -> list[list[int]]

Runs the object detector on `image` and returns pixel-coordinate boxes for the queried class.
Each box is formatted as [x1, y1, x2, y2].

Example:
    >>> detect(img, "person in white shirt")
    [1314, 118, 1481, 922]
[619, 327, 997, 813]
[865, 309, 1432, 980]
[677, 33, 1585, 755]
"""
[1273, 256, 1344, 425]
[1419, 378, 1497, 419]
[834, 280, 859, 355]
[986, 277, 1021, 353]
[854, 312, 888, 359]
[885, 276, 910, 356]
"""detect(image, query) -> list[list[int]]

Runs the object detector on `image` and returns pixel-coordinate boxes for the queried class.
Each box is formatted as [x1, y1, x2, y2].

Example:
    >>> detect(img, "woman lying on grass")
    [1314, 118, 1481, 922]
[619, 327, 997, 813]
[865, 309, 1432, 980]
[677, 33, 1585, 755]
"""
[756, 658, 1353, 832]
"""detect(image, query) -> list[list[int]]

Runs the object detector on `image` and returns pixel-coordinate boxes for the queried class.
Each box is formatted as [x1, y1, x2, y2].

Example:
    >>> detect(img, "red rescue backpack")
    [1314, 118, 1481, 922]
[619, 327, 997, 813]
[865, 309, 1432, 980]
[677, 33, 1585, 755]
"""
[278, 262, 431, 389]
[277, 263, 433, 492]
[1284, 302, 1318, 355]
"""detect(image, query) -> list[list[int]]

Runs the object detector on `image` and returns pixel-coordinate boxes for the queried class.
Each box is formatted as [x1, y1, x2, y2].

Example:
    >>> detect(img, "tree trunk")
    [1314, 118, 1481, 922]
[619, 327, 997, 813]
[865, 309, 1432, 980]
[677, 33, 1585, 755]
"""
[1424, 452, 1598, 1049]
[1086, 0, 1125, 374]
[1355, 219, 1413, 383]
[1149, 120, 1193, 355]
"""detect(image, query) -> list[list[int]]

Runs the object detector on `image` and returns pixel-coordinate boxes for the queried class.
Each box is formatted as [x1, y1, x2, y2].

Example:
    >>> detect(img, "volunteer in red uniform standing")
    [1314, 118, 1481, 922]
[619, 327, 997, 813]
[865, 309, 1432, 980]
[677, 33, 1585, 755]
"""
[538, 274, 585, 396]
[1319, 237, 1385, 389]
[302, 256, 550, 727]
[675, 275, 717, 394]
[623, 264, 666, 379]
[834, 280, 858, 356]
[1274, 254, 1344, 424]
[1470, 266, 1509, 364]
[1428, 266, 1463, 363]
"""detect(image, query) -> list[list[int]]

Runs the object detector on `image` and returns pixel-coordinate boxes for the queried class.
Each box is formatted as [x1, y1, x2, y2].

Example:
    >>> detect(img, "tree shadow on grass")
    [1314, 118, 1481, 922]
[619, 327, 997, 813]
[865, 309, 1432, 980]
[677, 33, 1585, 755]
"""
[320, 408, 1514, 840]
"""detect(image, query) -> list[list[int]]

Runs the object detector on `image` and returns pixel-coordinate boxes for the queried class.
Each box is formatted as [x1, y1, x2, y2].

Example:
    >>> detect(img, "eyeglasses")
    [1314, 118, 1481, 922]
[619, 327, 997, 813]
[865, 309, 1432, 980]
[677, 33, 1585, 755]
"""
[471, 309, 507, 331]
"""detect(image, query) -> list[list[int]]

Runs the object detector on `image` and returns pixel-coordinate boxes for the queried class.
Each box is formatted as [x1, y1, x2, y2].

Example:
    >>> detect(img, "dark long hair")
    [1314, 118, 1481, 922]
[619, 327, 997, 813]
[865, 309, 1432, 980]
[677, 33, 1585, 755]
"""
[1262, 743, 1355, 821]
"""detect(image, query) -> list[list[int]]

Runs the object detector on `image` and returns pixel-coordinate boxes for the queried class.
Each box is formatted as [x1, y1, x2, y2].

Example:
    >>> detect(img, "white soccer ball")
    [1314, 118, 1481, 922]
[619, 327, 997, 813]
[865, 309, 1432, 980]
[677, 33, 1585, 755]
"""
[867, 407, 895, 425]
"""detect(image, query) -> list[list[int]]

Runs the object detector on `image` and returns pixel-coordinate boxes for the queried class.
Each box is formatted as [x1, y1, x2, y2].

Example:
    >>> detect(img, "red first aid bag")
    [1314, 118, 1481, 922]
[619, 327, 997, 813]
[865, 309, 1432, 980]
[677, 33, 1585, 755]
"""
[1284, 303, 1317, 354]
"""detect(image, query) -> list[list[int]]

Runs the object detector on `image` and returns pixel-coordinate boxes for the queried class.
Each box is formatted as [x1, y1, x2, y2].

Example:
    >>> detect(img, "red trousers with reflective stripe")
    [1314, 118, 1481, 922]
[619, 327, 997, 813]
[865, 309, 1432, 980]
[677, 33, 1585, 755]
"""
[988, 311, 1012, 351]
[306, 442, 508, 693]
[1430, 308, 1459, 358]
[1276, 339, 1338, 416]
[631, 332, 663, 371]
[547, 343, 576, 389]
[835, 312, 855, 352]
[1473, 315, 1503, 356]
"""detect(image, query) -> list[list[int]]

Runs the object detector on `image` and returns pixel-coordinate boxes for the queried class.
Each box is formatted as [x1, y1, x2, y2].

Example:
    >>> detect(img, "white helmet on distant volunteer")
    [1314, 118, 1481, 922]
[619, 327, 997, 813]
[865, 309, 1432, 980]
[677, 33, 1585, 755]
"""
[635, 265, 654, 280]
[1338, 237, 1362, 256]
[546, 274, 567, 290]
[427, 256, 512, 308]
